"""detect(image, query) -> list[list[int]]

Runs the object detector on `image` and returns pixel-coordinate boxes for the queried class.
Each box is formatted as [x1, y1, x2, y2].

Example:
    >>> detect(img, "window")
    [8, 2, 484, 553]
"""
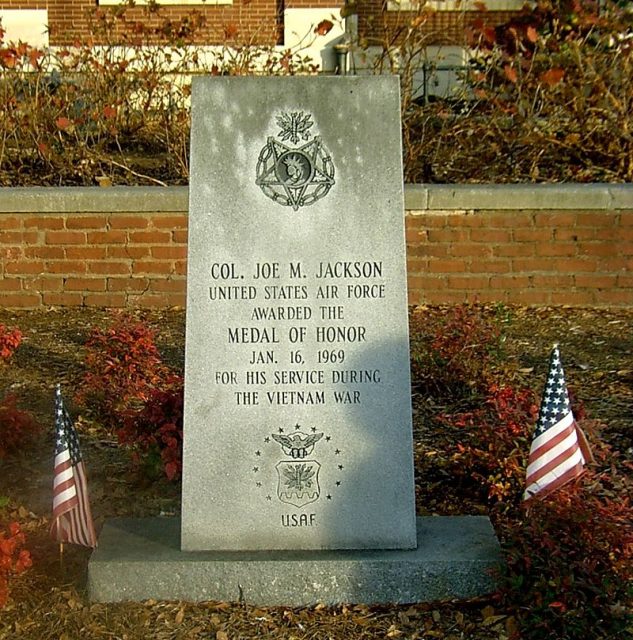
[387, 0, 528, 11]
[99, 0, 232, 6]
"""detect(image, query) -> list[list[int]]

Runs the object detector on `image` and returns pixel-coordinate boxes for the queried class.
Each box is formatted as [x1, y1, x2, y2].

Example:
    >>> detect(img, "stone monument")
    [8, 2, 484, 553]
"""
[88, 76, 501, 605]
[182, 75, 416, 552]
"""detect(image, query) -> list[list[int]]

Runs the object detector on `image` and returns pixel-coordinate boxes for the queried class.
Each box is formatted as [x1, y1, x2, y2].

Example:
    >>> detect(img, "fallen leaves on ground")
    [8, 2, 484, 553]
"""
[0, 305, 632, 639]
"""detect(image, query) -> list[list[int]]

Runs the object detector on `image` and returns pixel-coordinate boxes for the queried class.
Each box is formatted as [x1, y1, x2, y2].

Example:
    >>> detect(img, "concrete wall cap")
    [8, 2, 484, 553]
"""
[408, 183, 633, 211]
[0, 184, 632, 214]
[0, 186, 189, 213]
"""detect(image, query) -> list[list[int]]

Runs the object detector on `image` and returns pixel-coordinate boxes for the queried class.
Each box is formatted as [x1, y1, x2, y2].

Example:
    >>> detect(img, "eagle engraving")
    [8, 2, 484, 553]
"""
[271, 431, 323, 459]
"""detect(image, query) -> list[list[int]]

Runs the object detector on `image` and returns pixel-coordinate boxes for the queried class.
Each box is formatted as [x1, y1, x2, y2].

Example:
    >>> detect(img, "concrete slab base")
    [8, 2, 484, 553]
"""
[88, 516, 502, 605]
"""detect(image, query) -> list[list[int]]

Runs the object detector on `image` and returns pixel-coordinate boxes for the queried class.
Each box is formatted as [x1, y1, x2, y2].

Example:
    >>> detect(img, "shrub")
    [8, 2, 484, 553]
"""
[77, 314, 184, 481]
[0, 325, 21, 361]
[441, 383, 538, 506]
[409, 304, 631, 636]
[498, 468, 633, 639]
[0, 520, 32, 609]
[117, 375, 184, 481]
[433, 0, 631, 182]
[3, 1, 631, 185]
[0, 4, 321, 187]
[409, 305, 505, 400]
[357, 0, 633, 183]
[76, 313, 171, 426]
[0, 395, 40, 459]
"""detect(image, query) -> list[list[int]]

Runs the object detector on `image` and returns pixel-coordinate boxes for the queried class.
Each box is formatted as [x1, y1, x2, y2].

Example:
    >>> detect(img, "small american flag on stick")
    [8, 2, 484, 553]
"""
[50, 384, 97, 548]
[524, 346, 593, 501]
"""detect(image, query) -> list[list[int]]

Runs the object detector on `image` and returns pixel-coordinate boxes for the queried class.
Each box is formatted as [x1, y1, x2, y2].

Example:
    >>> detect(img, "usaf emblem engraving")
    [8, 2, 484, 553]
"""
[256, 111, 335, 211]
[272, 431, 323, 508]
[252, 423, 345, 512]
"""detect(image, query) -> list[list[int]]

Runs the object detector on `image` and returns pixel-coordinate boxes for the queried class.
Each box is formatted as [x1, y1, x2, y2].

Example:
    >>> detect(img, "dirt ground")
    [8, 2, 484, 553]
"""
[0, 305, 631, 639]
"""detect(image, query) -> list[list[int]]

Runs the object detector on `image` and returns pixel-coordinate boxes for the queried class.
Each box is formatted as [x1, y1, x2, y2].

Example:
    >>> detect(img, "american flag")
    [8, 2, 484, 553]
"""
[524, 346, 593, 501]
[50, 384, 97, 548]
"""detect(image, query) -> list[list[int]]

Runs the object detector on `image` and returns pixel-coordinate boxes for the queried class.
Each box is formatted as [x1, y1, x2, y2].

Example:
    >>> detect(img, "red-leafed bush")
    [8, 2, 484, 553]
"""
[0, 521, 32, 608]
[0, 395, 40, 459]
[440, 383, 538, 505]
[0, 323, 39, 459]
[495, 421, 633, 638]
[410, 304, 505, 399]
[78, 314, 184, 482]
[409, 303, 631, 637]
[0, 325, 21, 361]
[117, 376, 184, 481]
[76, 314, 171, 427]
[498, 465, 633, 639]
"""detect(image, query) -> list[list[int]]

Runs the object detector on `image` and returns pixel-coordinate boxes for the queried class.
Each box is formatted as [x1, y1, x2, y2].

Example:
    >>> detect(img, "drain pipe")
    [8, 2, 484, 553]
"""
[334, 43, 349, 75]
[334, 0, 357, 75]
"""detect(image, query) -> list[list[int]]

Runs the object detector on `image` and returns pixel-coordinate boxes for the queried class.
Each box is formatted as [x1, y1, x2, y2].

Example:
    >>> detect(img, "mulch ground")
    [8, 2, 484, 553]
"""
[0, 305, 631, 639]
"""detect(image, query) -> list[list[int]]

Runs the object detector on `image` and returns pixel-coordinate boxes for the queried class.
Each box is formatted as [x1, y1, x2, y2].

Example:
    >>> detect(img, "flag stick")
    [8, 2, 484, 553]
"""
[59, 542, 64, 572]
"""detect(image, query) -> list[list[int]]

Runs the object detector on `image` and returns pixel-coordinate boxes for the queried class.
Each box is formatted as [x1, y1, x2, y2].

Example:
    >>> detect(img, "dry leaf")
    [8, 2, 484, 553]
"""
[314, 19, 334, 36]
[481, 605, 495, 619]
[503, 65, 518, 84]
[398, 611, 410, 624]
[506, 615, 519, 635]
[56, 117, 73, 130]
[540, 68, 565, 87]
[95, 176, 112, 187]
[483, 614, 507, 627]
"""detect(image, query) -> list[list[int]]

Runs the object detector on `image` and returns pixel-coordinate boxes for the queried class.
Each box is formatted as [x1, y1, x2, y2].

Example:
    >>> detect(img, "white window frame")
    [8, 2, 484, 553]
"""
[99, 0, 232, 6]
[387, 0, 527, 11]
[0, 9, 49, 46]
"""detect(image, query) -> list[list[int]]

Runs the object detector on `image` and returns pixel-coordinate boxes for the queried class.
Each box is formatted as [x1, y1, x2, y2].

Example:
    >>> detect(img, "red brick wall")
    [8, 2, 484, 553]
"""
[0, 0, 341, 48]
[1, 0, 511, 46]
[0, 0, 45, 6]
[357, 6, 518, 46]
[0, 187, 630, 309]
[0, 211, 188, 308]
[406, 209, 632, 306]
[0, 0, 287, 45]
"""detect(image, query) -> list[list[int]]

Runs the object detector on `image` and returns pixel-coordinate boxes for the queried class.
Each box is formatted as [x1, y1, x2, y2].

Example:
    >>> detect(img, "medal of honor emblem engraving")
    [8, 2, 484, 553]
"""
[256, 111, 335, 211]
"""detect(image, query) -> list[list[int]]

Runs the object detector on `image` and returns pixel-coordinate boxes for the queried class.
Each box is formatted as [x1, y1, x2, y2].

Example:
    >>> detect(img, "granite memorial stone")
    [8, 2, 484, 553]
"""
[88, 76, 502, 604]
[182, 75, 416, 551]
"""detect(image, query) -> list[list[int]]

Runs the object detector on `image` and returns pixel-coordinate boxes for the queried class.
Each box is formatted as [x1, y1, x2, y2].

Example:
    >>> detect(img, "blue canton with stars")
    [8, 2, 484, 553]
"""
[55, 386, 83, 464]
[536, 346, 572, 436]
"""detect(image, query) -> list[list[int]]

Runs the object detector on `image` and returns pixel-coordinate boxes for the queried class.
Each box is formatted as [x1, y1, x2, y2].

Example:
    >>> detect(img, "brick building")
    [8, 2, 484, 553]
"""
[1, 0, 524, 75]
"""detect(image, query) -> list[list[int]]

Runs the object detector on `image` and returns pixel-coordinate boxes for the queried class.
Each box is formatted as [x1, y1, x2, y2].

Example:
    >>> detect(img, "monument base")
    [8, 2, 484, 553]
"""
[88, 516, 502, 605]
